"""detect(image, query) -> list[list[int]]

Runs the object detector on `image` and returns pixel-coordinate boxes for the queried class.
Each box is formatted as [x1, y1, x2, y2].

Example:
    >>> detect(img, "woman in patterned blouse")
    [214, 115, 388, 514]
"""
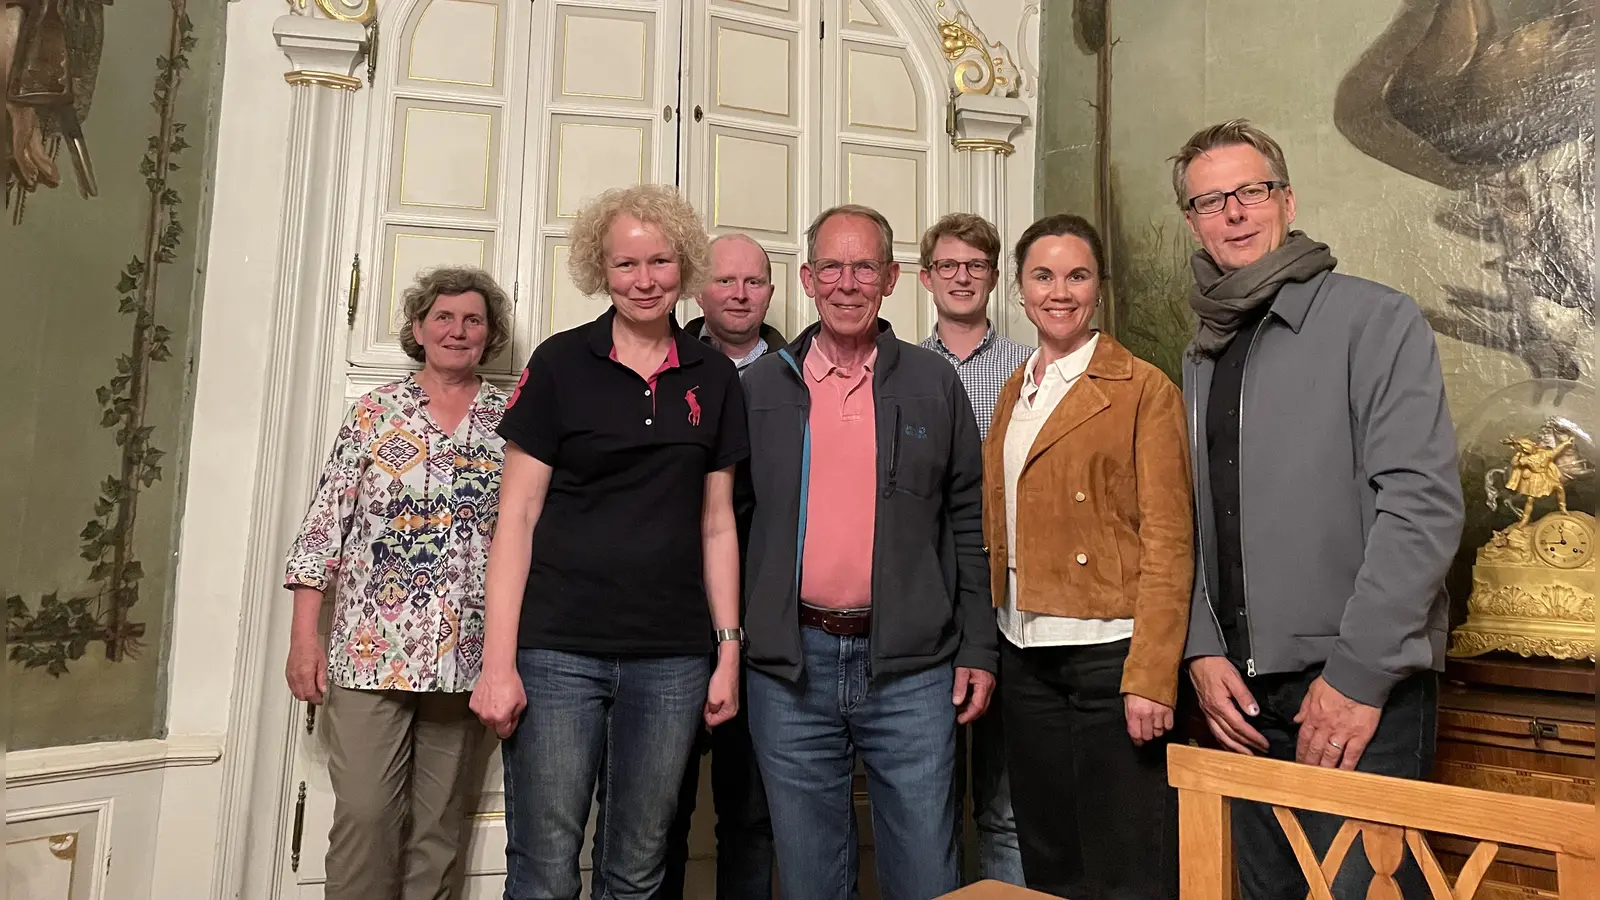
[283, 266, 512, 900]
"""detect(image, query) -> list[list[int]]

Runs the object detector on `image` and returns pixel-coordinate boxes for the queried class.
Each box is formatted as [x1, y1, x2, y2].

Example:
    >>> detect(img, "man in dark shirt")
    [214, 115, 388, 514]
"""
[1175, 120, 1463, 900]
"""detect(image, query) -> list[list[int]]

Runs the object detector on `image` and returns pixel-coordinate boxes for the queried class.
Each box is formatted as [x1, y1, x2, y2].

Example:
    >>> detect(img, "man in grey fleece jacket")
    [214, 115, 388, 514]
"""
[1173, 120, 1464, 899]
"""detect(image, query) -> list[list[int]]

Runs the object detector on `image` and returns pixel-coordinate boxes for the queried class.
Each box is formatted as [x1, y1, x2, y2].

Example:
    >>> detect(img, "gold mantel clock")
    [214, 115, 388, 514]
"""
[1451, 430, 1596, 662]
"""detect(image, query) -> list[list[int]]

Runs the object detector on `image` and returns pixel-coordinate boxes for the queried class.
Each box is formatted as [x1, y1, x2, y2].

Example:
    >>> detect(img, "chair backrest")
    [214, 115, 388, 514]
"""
[1167, 744, 1598, 900]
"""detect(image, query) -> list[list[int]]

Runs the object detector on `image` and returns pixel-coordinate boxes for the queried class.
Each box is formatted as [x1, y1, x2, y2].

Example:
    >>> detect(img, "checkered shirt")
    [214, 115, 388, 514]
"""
[920, 326, 1033, 441]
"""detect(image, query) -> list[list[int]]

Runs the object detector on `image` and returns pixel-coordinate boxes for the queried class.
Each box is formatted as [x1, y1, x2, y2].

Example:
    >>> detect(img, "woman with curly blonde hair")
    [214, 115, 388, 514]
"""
[472, 184, 749, 900]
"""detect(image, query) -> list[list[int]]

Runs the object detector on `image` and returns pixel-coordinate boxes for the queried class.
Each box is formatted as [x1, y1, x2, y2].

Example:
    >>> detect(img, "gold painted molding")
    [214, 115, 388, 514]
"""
[284, 70, 363, 91]
[951, 137, 1014, 156]
[934, 0, 1022, 98]
[289, 0, 377, 24]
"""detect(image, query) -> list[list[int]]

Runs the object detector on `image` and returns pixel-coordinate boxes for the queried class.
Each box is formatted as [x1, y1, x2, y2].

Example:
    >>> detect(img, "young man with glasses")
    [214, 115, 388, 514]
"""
[1173, 119, 1463, 899]
[740, 204, 996, 900]
[915, 213, 1028, 888]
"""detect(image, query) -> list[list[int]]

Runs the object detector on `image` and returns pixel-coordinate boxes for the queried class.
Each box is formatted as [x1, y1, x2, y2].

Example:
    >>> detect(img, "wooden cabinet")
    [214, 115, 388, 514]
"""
[1429, 658, 1595, 898]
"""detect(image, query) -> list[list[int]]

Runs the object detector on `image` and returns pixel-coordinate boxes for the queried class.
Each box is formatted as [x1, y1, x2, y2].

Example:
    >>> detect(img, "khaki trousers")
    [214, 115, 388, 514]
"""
[323, 686, 486, 900]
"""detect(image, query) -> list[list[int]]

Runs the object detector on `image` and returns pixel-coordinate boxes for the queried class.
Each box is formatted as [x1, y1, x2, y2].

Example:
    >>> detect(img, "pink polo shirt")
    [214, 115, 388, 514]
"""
[799, 342, 878, 609]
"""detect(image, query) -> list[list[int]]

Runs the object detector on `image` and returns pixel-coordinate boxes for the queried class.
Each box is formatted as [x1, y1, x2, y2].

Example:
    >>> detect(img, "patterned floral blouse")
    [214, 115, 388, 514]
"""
[285, 375, 507, 693]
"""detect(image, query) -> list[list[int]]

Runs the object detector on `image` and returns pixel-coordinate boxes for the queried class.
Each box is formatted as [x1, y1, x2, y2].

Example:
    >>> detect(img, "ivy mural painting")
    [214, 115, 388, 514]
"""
[2, 0, 220, 749]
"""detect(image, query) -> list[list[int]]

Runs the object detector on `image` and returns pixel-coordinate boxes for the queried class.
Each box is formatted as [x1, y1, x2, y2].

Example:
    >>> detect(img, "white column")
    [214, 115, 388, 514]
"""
[952, 93, 1029, 336]
[212, 16, 366, 900]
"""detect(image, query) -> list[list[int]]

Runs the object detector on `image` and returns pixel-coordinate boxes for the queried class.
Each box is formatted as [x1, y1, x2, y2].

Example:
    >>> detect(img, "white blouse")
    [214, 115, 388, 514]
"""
[998, 333, 1136, 649]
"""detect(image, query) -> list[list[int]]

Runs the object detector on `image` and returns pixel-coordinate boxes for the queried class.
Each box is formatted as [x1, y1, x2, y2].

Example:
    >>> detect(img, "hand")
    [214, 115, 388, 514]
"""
[704, 652, 740, 728]
[470, 665, 527, 740]
[1123, 694, 1175, 746]
[952, 667, 995, 725]
[285, 632, 328, 704]
[1294, 675, 1381, 770]
[1189, 656, 1269, 755]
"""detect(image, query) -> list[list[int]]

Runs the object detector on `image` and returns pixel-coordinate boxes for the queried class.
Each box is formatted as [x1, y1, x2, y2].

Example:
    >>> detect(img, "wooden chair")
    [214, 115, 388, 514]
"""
[1167, 743, 1598, 899]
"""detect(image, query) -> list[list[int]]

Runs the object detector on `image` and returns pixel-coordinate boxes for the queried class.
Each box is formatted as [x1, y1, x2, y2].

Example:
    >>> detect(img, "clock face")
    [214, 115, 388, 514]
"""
[1533, 514, 1594, 570]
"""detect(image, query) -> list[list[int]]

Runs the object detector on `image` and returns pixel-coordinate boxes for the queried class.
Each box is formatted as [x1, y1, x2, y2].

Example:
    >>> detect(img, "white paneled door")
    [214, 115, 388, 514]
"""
[287, 0, 948, 896]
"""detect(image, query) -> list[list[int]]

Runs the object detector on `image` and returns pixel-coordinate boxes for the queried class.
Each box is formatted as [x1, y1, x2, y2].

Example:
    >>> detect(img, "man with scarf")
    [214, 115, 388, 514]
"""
[1172, 119, 1464, 899]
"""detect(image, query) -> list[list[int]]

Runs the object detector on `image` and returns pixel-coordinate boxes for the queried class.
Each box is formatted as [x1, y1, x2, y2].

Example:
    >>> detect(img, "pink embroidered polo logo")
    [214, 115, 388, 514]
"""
[685, 386, 702, 426]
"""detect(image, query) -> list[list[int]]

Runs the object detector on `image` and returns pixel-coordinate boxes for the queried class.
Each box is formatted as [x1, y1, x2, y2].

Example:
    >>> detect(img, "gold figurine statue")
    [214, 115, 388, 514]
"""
[1504, 435, 1575, 526]
[1453, 421, 1595, 662]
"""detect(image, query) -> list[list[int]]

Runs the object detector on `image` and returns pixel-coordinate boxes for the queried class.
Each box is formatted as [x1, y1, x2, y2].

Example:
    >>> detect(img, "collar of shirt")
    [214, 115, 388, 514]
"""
[699, 323, 768, 370]
[1021, 332, 1100, 407]
[923, 321, 996, 363]
[804, 339, 877, 383]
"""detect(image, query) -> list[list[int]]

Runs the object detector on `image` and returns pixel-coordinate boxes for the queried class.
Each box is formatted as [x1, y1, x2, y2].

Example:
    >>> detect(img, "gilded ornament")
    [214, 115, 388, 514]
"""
[934, 1, 1022, 97]
[1452, 419, 1596, 662]
[289, 0, 377, 25]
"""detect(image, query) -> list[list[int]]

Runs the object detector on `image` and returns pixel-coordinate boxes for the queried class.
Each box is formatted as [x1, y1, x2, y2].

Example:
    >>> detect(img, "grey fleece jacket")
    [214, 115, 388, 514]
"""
[739, 320, 996, 683]
[1182, 270, 1465, 708]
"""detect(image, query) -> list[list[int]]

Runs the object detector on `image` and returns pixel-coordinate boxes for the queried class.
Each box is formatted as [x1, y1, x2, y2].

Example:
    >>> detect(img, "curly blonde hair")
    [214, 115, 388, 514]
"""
[398, 266, 512, 365]
[567, 184, 711, 298]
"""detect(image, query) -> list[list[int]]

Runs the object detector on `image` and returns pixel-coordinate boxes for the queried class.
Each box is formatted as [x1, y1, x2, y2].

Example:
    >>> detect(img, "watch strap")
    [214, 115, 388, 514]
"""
[715, 627, 745, 643]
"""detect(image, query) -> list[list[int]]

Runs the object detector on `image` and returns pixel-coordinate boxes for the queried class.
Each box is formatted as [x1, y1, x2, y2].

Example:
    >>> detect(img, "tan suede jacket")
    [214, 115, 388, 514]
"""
[983, 334, 1195, 707]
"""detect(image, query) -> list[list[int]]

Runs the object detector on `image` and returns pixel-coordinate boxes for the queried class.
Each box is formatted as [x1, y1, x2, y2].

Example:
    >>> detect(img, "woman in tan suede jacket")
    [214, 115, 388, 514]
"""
[984, 214, 1193, 900]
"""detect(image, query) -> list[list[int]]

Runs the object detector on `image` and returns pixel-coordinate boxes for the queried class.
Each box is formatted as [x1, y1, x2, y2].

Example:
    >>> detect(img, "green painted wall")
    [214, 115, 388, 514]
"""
[3, 2, 225, 749]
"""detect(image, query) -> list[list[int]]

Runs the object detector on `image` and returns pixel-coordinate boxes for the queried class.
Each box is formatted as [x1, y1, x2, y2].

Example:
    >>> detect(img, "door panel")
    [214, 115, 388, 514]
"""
[683, 0, 813, 336]
[348, 0, 530, 374]
[520, 0, 683, 344]
[818, 0, 941, 340]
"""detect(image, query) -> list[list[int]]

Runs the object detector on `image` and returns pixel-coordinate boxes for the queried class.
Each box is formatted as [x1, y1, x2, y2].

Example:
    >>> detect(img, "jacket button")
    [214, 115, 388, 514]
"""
[1075, 491, 1086, 502]
[1075, 553, 1088, 565]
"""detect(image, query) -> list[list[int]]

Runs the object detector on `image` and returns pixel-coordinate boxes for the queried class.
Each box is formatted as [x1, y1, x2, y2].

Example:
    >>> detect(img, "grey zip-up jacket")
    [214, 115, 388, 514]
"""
[1182, 271, 1464, 708]
[740, 320, 996, 682]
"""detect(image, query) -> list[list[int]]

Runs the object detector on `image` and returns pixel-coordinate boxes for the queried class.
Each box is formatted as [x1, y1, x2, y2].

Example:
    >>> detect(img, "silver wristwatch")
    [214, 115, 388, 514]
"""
[715, 627, 745, 644]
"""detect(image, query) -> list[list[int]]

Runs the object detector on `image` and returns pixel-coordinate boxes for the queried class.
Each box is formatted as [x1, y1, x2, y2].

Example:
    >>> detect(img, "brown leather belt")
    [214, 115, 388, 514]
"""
[799, 603, 871, 636]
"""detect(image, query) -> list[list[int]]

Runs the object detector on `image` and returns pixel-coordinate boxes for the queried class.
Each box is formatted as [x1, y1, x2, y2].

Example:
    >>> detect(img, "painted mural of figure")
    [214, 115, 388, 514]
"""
[1340, 0, 1595, 382]
[2, 0, 105, 220]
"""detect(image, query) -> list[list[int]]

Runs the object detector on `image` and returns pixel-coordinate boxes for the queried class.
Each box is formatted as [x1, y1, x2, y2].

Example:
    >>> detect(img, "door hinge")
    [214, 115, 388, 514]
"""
[513, 280, 520, 305]
[346, 253, 362, 327]
[820, 19, 826, 40]
[364, 20, 380, 86]
[290, 781, 307, 872]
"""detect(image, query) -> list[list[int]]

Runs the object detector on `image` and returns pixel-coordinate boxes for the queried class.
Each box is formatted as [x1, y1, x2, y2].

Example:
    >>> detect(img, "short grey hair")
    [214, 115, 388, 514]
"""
[1169, 118, 1292, 208]
[805, 204, 894, 263]
[398, 266, 512, 365]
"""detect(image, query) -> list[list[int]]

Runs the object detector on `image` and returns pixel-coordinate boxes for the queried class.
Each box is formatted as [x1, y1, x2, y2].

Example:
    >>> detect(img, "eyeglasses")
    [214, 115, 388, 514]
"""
[927, 258, 995, 280]
[811, 259, 886, 284]
[1185, 180, 1286, 215]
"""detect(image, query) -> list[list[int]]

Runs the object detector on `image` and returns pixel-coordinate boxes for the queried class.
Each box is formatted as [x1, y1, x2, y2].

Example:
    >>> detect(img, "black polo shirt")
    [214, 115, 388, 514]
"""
[498, 309, 749, 656]
[1206, 306, 1271, 665]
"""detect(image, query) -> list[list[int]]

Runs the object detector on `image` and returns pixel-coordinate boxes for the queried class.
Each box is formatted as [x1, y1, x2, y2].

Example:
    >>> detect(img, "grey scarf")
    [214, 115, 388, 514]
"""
[1187, 230, 1336, 357]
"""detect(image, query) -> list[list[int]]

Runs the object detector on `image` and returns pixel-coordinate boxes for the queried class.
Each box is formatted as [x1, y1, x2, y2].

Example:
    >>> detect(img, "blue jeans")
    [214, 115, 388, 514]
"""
[501, 649, 708, 900]
[1233, 666, 1438, 900]
[592, 662, 773, 900]
[747, 626, 959, 900]
[958, 708, 1024, 885]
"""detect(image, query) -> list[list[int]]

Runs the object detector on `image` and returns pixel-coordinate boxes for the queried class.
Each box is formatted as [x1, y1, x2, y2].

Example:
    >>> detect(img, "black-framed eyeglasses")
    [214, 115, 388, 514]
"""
[812, 259, 886, 284]
[927, 258, 995, 280]
[1185, 180, 1286, 215]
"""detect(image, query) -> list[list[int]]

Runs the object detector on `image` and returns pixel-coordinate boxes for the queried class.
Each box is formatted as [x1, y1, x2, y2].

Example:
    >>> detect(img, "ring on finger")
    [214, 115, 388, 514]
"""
[1328, 739, 1343, 750]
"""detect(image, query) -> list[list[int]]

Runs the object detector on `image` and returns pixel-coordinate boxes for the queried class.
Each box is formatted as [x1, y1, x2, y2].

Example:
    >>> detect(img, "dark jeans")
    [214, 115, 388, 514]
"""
[1001, 639, 1177, 900]
[1233, 665, 1438, 900]
[952, 707, 1025, 885]
[501, 650, 708, 900]
[653, 669, 774, 900]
